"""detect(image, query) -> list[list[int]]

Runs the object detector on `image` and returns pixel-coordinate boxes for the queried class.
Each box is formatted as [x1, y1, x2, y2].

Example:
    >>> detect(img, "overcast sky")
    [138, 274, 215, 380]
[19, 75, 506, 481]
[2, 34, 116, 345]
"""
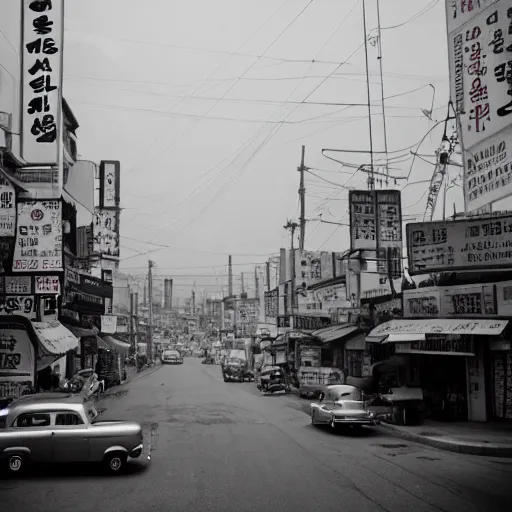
[63, 0, 460, 299]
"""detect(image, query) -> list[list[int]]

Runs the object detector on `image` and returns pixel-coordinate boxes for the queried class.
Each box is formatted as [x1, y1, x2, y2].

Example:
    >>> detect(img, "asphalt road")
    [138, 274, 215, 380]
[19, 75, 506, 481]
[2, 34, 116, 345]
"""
[2, 358, 512, 512]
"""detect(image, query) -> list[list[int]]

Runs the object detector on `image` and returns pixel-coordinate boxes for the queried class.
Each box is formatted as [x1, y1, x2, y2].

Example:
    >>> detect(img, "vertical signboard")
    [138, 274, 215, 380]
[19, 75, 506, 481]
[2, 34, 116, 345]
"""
[349, 190, 402, 276]
[447, 1, 512, 211]
[13, 200, 62, 272]
[0, 178, 16, 237]
[99, 161, 120, 209]
[93, 209, 119, 257]
[21, 0, 64, 165]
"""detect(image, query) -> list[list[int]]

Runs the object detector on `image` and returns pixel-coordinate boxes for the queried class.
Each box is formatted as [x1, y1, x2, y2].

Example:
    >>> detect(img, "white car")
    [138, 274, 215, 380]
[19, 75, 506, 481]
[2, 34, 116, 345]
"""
[161, 350, 183, 364]
[310, 384, 377, 430]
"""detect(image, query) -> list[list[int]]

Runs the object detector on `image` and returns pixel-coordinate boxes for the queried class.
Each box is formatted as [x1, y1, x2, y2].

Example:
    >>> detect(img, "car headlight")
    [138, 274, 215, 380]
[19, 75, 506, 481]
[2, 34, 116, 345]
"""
[367, 411, 374, 418]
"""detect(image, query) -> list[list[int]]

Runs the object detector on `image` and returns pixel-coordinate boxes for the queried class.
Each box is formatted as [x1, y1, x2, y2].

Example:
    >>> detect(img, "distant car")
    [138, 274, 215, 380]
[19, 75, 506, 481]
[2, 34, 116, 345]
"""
[310, 384, 377, 430]
[0, 393, 143, 475]
[161, 350, 183, 364]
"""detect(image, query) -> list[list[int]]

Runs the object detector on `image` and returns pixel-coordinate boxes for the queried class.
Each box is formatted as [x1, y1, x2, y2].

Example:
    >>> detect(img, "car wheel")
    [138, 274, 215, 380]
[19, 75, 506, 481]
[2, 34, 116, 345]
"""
[6, 454, 26, 475]
[104, 452, 127, 474]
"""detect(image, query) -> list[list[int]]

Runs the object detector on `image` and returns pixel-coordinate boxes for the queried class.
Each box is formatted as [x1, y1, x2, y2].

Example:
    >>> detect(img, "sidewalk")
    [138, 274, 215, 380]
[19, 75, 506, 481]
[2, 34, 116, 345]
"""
[99, 362, 162, 400]
[378, 420, 512, 458]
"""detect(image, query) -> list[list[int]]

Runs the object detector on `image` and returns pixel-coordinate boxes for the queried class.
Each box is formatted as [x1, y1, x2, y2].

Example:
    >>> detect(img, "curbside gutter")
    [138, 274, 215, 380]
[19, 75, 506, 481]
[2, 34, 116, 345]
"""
[98, 364, 163, 400]
[377, 422, 512, 458]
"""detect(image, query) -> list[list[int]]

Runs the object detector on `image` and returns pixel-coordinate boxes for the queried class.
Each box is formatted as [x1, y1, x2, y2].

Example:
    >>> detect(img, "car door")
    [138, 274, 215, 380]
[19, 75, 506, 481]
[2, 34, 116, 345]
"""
[317, 390, 335, 423]
[51, 411, 90, 463]
[11, 412, 53, 462]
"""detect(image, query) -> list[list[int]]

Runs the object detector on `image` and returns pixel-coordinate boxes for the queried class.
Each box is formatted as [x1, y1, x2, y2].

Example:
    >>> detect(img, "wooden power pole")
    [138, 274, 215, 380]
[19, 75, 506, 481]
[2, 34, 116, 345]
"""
[298, 145, 306, 252]
[148, 260, 154, 362]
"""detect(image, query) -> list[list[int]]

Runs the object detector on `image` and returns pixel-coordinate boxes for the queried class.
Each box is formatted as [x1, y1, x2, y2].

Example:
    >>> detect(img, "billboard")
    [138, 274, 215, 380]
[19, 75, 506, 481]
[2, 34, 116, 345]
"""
[406, 214, 512, 274]
[21, 0, 64, 165]
[447, 1, 512, 211]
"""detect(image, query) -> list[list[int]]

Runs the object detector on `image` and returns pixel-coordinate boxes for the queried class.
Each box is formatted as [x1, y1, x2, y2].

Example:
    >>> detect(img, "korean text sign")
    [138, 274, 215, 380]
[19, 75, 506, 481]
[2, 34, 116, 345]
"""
[447, 2, 512, 210]
[22, 0, 64, 165]
[406, 214, 512, 274]
[0, 326, 35, 382]
[13, 200, 63, 272]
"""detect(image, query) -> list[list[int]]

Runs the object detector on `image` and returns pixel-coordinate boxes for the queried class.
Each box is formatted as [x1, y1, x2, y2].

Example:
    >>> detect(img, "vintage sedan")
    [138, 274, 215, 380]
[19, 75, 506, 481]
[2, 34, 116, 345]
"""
[161, 350, 183, 364]
[310, 384, 377, 430]
[0, 393, 143, 475]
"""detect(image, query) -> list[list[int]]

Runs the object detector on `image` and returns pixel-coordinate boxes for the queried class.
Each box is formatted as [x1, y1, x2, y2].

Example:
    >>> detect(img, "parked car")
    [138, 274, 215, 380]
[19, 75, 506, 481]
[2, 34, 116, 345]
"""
[0, 393, 143, 475]
[161, 350, 183, 364]
[310, 384, 377, 430]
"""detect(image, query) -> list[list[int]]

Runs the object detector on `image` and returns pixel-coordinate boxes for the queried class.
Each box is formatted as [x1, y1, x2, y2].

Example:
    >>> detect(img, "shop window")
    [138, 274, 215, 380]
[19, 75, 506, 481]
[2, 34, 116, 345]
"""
[15, 413, 51, 428]
[347, 351, 363, 378]
[56, 412, 84, 426]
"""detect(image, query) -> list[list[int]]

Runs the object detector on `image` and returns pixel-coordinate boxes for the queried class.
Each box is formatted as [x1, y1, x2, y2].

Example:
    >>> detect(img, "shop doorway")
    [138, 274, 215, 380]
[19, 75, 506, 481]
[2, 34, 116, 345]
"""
[418, 355, 468, 421]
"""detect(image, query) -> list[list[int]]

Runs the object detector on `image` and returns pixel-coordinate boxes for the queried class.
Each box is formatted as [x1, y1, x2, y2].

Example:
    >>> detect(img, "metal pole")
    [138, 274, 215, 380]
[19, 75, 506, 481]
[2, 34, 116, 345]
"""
[299, 145, 306, 252]
[148, 260, 154, 362]
[362, 0, 375, 188]
[130, 292, 134, 351]
[376, 0, 389, 179]
[266, 261, 271, 291]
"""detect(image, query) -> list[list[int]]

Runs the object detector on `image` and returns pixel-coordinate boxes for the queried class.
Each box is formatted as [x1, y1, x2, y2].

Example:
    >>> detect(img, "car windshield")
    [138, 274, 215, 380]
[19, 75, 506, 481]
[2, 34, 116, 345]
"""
[165, 351, 179, 356]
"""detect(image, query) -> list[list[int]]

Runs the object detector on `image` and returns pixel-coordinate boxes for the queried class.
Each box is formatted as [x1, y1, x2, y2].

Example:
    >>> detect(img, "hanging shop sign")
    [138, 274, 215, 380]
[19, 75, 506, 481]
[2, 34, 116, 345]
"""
[21, 0, 64, 166]
[446, 0, 498, 34]
[447, 2, 512, 211]
[264, 289, 278, 318]
[101, 315, 117, 334]
[99, 161, 120, 209]
[349, 190, 402, 251]
[13, 200, 62, 272]
[0, 178, 16, 237]
[93, 209, 119, 258]
[4, 276, 32, 295]
[293, 315, 331, 331]
[370, 318, 508, 336]
[395, 338, 475, 356]
[406, 214, 512, 274]
[80, 274, 113, 299]
[0, 296, 37, 318]
[34, 275, 60, 294]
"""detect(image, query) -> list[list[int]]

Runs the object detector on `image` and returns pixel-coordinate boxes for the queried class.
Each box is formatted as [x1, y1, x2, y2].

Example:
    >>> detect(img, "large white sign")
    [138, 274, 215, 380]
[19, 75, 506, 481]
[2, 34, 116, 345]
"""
[0, 179, 16, 237]
[447, 2, 512, 211]
[406, 215, 512, 274]
[21, 0, 64, 165]
[445, 0, 499, 34]
[13, 200, 63, 272]
[0, 327, 35, 382]
[464, 125, 512, 210]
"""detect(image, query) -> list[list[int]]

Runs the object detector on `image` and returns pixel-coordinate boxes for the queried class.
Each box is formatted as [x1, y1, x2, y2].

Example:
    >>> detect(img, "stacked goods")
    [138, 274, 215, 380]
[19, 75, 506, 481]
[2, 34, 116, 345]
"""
[97, 349, 120, 388]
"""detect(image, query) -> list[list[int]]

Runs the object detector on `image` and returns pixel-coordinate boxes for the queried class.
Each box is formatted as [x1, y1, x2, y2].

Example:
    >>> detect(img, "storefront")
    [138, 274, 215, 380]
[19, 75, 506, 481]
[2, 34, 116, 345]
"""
[98, 335, 130, 387]
[366, 318, 509, 422]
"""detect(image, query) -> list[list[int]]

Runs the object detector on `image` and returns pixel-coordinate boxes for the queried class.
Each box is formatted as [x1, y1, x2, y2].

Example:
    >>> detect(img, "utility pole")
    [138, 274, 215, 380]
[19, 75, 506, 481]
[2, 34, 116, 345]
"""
[241, 273, 245, 295]
[130, 291, 134, 351]
[266, 261, 271, 291]
[376, 0, 389, 179]
[254, 267, 259, 300]
[284, 220, 299, 320]
[298, 145, 306, 252]
[134, 291, 139, 368]
[148, 260, 154, 362]
[228, 255, 233, 297]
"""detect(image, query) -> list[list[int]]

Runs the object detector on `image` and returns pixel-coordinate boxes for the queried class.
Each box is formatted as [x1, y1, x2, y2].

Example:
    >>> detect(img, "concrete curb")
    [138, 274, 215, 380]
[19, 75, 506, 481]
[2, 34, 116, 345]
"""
[377, 422, 512, 458]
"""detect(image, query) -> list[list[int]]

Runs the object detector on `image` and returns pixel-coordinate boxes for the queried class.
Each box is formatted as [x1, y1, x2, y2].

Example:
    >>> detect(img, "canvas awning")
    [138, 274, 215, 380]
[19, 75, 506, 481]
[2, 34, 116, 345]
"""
[312, 324, 359, 343]
[32, 321, 79, 357]
[100, 335, 131, 355]
[344, 333, 366, 350]
[367, 318, 509, 339]
[62, 324, 98, 338]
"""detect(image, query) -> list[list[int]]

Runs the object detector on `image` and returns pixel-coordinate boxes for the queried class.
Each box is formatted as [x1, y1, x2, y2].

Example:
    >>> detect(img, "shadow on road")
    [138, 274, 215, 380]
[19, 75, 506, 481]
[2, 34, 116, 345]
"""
[1, 460, 149, 481]
[311, 424, 384, 439]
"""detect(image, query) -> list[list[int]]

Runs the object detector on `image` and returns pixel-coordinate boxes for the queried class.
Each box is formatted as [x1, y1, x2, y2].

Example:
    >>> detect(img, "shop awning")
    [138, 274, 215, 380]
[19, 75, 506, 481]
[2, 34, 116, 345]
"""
[100, 335, 131, 355]
[367, 318, 509, 338]
[62, 324, 98, 338]
[344, 333, 366, 350]
[32, 321, 79, 356]
[312, 324, 359, 343]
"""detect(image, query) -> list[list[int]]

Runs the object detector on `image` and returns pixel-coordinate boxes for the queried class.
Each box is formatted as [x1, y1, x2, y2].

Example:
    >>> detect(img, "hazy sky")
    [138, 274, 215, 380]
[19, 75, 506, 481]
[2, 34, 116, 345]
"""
[63, 0, 460, 298]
